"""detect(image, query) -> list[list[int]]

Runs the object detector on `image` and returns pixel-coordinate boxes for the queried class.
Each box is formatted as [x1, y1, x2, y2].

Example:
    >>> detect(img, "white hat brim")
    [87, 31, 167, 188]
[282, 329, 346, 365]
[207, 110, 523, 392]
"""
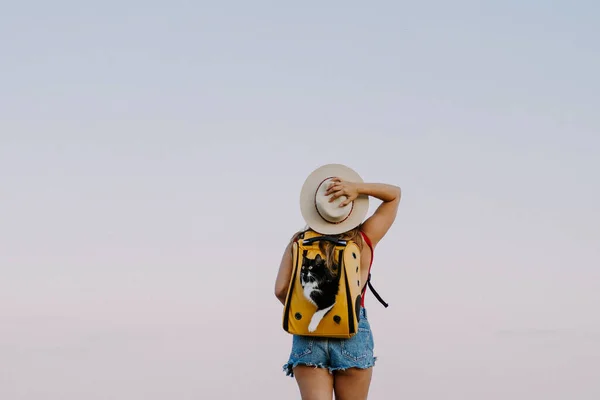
[300, 164, 369, 235]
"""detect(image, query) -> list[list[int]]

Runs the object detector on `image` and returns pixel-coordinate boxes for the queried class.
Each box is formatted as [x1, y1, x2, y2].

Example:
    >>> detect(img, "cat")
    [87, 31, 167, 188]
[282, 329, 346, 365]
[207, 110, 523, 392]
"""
[300, 253, 341, 332]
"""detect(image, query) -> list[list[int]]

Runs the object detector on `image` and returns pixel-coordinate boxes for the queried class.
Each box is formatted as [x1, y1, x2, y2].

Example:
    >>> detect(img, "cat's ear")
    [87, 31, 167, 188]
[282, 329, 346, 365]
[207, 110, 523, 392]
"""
[315, 254, 322, 261]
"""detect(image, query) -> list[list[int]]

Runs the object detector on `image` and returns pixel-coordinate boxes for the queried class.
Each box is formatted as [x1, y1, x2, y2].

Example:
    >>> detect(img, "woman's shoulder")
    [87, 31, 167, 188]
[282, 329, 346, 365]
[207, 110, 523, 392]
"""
[358, 229, 373, 249]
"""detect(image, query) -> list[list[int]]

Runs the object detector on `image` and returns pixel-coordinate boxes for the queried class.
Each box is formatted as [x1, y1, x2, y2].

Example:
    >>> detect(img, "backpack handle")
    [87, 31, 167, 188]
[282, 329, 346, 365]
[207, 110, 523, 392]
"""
[302, 236, 347, 246]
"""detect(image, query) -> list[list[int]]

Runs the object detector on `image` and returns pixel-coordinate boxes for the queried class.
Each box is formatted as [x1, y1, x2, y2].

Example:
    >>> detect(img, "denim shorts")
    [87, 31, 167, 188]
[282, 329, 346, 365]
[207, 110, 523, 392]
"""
[283, 308, 377, 377]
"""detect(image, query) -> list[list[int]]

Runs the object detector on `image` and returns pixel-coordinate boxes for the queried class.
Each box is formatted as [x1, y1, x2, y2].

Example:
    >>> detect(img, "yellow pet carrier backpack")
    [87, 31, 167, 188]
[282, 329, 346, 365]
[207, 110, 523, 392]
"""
[282, 230, 371, 339]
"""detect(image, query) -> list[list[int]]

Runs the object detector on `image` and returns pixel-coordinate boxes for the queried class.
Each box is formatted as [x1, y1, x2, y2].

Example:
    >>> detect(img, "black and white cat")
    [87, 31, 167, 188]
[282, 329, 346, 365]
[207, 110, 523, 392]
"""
[300, 253, 341, 332]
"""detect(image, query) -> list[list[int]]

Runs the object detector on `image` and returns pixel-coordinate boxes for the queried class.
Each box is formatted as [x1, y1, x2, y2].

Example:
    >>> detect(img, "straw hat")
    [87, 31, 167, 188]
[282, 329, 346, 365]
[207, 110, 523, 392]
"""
[299, 164, 369, 235]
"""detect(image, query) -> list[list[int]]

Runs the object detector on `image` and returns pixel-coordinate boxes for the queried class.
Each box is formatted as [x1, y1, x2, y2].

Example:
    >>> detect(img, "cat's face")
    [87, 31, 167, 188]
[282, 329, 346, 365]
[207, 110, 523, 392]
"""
[301, 254, 335, 285]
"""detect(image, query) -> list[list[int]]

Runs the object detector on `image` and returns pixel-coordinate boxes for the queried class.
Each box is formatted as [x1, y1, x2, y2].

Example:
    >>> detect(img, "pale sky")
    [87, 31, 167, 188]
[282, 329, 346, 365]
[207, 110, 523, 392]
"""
[1, 1, 599, 399]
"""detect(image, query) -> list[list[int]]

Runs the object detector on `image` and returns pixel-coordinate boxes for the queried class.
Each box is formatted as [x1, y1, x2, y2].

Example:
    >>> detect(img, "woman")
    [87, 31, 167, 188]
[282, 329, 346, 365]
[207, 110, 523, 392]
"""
[275, 164, 401, 400]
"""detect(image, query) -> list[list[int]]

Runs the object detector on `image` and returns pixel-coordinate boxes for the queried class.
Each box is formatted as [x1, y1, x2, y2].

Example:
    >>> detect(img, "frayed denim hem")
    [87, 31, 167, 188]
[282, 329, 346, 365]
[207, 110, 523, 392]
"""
[283, 361, 328, 378]
[283, 357, 377, 378]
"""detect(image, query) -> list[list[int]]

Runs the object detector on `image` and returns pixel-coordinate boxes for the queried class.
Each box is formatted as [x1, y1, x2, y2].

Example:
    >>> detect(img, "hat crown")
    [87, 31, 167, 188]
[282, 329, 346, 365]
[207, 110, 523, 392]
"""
[314, 178, 352, 223]
[299, 164, 368, 235]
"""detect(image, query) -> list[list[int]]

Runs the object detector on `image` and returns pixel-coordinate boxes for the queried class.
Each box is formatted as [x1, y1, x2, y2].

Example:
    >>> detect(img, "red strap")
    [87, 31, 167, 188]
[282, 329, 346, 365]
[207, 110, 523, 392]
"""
[359, 231, 374, 307]
[360, 231, 374, 266]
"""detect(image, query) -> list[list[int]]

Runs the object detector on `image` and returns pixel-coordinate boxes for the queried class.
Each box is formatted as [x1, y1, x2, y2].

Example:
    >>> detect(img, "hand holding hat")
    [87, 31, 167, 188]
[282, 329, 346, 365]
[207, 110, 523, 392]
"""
[325, 178, 361, 208]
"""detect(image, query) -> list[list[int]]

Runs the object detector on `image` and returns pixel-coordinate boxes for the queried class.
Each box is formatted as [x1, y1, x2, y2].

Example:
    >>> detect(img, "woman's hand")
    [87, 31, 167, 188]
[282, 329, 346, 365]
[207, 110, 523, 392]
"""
[325, 177, 361, 207]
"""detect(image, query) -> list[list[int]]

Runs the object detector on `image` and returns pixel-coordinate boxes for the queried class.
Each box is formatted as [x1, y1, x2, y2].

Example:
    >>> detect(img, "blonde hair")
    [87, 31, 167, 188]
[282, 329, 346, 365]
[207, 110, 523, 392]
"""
[320, 226, 362, 271]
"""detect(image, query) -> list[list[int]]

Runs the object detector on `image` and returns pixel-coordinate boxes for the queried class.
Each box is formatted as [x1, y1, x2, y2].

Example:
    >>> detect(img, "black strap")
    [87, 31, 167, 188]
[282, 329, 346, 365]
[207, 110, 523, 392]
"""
[365, 273, 389, 308]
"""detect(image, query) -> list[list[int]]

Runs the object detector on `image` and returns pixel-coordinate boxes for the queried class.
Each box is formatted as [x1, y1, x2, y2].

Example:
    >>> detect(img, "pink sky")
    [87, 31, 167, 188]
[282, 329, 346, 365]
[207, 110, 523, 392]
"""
[2, 1, 600, 398]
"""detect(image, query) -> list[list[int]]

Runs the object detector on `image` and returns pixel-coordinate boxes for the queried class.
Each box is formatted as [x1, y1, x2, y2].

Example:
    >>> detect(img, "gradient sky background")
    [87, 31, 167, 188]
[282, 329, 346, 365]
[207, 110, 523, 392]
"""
[1, 1, 599, 399]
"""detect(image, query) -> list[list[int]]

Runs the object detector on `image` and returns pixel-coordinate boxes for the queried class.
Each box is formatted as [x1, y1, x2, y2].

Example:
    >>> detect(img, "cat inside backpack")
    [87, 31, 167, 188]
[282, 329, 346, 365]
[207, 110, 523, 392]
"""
[300, 253, 341, 332]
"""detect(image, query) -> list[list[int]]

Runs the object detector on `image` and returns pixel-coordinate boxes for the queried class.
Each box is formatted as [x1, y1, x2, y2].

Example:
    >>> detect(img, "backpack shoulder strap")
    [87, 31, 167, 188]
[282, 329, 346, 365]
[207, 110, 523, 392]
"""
[359, 231, 389, 308]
